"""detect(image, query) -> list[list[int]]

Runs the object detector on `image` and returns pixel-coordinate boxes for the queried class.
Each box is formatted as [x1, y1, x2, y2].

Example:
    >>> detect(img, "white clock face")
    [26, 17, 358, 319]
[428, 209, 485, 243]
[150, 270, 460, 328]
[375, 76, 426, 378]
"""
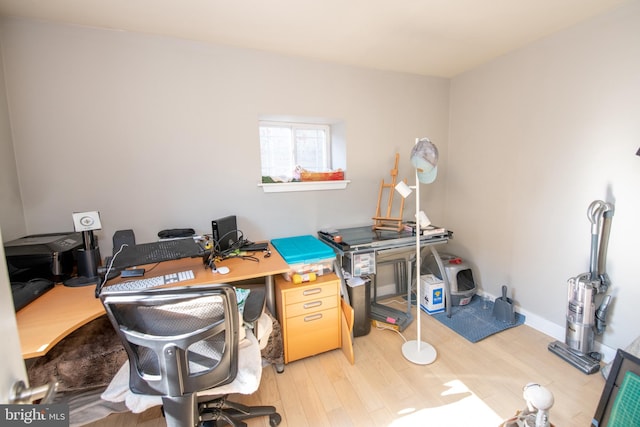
[80, 216, 95, 227]
[72, 211, 102, 231]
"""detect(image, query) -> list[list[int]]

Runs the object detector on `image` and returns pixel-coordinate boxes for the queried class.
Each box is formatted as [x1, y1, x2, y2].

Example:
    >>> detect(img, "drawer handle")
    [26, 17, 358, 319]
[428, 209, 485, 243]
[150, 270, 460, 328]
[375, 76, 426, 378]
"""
[303, 301, 323, 309]
[302, 288, 322, 296]
[304, 313, 323, 322]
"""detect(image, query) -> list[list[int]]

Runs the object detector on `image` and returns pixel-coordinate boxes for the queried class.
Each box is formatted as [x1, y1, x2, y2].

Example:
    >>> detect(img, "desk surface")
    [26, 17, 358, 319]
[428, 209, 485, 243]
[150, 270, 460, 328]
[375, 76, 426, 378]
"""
[16, 284, 104, 359]
[16, 243, 290, 359]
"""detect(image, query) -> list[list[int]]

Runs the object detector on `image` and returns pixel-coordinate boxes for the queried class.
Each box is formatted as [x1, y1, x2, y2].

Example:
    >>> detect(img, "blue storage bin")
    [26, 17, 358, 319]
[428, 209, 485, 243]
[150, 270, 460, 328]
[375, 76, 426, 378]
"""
[271, 235, 336, 280]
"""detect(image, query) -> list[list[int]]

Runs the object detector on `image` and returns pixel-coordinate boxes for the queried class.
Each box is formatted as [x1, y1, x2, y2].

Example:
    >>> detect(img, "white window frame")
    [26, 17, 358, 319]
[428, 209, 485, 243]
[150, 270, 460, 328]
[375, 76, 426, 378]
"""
[258, 118, 349, 193]
[259, 121, 332, 177]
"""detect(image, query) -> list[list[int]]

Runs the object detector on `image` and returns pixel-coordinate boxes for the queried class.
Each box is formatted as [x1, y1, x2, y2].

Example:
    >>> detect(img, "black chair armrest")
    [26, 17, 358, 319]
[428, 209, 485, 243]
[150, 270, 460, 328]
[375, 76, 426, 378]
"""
[242, 285, 266, 323]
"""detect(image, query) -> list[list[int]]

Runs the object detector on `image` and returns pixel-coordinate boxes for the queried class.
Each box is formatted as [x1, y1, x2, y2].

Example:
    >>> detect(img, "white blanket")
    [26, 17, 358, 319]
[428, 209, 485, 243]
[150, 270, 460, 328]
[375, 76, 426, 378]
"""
[101, 324, 263, 414]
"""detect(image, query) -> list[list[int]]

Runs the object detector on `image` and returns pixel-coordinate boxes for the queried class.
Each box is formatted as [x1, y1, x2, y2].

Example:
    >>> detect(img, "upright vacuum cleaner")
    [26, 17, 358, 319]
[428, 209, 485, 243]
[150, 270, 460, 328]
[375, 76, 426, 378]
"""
[548, 200, 614, 374]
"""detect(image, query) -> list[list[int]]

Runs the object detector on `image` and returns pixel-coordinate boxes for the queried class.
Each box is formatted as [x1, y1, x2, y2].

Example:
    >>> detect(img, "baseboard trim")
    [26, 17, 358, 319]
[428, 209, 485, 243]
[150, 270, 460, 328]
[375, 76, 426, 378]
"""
[481, 292, 615, 363]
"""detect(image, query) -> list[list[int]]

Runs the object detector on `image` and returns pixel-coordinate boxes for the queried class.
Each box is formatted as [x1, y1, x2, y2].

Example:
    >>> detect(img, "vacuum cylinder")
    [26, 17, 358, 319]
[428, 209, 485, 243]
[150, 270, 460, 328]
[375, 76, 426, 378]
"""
[565, 274, 596, 354]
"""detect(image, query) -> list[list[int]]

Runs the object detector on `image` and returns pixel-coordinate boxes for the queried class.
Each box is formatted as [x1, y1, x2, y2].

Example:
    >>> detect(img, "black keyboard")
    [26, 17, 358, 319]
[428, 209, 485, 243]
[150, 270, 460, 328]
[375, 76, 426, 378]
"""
[112, 238, 204, 269]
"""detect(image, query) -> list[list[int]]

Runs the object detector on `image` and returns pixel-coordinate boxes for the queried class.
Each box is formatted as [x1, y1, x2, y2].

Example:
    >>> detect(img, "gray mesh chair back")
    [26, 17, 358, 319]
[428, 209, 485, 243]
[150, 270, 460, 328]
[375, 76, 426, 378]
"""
[101, 284, 238, 426]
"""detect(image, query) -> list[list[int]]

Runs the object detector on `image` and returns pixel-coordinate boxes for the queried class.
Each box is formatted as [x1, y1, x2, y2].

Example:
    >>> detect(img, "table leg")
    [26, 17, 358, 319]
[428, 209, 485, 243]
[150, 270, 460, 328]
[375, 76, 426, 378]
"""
[406, 257, 413, 314]
[265, 275, 275, 315]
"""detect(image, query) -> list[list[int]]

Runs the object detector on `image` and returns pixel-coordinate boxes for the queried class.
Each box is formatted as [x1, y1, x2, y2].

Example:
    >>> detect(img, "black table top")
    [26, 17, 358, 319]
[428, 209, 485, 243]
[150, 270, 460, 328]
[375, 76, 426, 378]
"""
[318, 225, 451, 253]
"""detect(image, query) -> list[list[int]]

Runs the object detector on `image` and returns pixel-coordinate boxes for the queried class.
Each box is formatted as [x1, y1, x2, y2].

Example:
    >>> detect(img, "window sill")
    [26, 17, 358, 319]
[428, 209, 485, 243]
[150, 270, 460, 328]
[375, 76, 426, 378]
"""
[259, 180, 351, 193]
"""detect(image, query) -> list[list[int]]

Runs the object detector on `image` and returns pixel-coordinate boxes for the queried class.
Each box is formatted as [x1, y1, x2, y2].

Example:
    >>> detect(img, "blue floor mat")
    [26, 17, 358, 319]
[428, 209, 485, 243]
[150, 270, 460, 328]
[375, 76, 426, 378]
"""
[427, 294, 525, 343]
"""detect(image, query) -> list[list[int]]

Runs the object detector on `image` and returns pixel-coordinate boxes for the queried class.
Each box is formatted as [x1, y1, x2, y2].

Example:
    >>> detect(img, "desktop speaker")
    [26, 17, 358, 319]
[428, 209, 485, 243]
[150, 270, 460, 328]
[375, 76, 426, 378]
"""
[112, 229, 136, 254]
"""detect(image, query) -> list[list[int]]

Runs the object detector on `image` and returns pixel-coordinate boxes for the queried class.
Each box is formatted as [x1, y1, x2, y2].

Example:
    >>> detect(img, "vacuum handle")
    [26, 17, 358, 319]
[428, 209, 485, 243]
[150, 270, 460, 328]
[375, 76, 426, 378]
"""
[597, 211, 613, 285]
[586, 200, 614, 284]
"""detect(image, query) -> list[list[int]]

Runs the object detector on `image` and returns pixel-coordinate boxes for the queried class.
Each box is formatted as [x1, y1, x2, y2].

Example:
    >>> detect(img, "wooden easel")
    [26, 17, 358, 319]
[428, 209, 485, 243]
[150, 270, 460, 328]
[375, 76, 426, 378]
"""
[372, 153, 406, 232]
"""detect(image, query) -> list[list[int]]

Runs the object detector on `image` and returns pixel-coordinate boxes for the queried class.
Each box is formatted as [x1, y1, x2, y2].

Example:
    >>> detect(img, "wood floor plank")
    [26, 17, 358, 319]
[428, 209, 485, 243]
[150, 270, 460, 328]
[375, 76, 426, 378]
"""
[291, 362, 333, 427]
[304, 354, 344, 412]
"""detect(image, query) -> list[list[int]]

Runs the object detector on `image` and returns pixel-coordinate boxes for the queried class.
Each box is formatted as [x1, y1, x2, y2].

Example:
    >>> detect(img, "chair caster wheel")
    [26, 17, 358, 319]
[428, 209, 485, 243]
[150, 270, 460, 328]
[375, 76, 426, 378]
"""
[269, 413, 282, 426]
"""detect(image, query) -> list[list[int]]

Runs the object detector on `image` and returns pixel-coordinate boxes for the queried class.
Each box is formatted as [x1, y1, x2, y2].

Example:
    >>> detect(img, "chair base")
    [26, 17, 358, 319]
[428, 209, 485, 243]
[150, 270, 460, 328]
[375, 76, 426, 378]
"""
[177, 395, 282, 427]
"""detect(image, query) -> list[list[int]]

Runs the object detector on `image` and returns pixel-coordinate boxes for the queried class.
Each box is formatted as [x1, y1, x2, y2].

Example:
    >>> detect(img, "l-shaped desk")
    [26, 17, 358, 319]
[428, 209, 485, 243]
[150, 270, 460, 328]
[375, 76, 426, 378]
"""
[17, 229, 452, 359]
[16, 243, 289, 359]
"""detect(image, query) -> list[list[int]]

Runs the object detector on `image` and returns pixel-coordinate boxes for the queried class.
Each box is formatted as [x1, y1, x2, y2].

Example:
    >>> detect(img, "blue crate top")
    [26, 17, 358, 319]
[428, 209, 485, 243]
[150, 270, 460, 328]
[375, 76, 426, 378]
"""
[271, 235, 335, 264]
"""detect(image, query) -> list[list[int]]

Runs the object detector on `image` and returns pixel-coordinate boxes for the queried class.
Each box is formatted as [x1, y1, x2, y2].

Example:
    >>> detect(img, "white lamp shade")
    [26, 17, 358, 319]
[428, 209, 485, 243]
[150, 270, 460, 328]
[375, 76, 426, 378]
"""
[395, 181, 412, 198]
[410, 138, 438, 184]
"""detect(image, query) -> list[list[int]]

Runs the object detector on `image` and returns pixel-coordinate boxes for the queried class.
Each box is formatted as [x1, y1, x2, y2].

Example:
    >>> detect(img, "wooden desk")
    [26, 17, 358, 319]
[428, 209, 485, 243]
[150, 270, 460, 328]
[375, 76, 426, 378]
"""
[16, 284, 105, 359]
[16, 243, 290, 359]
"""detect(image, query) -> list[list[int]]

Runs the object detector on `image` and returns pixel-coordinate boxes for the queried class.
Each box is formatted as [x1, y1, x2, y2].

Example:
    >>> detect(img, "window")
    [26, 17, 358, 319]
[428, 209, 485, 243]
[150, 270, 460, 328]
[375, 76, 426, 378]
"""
[258, 117, 349, 192]
[259, 121, 331, 179]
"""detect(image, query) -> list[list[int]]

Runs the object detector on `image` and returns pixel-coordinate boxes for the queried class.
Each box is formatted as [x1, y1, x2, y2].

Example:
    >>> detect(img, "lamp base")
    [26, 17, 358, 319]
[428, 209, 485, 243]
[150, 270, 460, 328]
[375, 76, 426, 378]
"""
[64, 275, 100, 287]
[402, 340, 437, 365]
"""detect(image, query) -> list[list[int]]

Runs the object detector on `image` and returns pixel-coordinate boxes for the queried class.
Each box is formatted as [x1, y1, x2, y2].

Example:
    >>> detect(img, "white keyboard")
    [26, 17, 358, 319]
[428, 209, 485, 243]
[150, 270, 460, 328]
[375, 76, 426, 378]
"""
[106, 270, 195, 292]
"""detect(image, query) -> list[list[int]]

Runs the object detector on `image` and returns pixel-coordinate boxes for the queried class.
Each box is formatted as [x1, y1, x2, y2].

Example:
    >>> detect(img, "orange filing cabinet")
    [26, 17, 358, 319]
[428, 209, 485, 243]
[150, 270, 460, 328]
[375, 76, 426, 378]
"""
[275, 273, 341, 363]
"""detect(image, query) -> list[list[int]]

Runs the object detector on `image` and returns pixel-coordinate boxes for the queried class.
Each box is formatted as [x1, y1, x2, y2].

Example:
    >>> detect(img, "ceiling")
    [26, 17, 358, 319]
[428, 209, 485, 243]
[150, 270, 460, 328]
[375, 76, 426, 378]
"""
[0, 0, 630, 78]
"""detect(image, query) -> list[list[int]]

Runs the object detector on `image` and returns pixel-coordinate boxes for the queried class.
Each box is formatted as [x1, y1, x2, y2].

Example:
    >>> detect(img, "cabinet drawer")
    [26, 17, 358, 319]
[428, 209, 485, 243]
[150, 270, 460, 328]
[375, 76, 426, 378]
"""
[285, 295, 337, 318]
[286, 308, 340, 361]
[284, 281, 337, 305]
[287, 306, 339, 333]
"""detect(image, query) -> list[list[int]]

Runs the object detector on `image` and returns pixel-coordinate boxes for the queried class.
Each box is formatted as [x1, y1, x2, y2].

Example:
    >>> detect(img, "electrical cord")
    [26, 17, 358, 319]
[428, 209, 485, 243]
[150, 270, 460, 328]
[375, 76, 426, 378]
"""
[374, 323, 408, 342]
[212, 229, 245, 255]
[95, 243, 128, 297]
[206, 228, 263, 266]
[377, 298, 410, 306]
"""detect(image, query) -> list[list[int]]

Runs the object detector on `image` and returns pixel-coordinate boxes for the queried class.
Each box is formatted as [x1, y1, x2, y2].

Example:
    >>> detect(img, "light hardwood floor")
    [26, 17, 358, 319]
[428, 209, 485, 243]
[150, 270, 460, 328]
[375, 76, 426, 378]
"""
[86, 299, 606, 427]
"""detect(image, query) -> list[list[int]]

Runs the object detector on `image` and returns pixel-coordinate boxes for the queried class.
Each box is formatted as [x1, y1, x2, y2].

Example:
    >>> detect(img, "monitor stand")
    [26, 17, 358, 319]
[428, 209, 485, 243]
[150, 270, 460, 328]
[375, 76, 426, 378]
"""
[64, 247, 100, 287]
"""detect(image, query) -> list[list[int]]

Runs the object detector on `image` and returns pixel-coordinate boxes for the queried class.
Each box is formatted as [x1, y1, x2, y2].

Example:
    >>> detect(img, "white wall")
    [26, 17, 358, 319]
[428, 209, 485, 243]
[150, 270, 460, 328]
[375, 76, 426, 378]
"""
[448, 0, 640, 352]
[0, 40, 25, 241]
[0, 17, 450, 256]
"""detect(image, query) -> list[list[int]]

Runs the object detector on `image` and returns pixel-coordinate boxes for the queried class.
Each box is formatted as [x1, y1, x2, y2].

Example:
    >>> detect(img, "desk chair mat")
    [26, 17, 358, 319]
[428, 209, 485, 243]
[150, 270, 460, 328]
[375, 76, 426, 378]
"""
[28, 315, 127, 393]
[261, 310, 284, 367]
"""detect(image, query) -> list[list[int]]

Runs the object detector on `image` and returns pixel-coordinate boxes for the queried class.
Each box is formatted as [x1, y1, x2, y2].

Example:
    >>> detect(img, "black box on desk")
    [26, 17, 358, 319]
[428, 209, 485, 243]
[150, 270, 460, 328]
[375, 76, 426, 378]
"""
[346, 276, 371, 337]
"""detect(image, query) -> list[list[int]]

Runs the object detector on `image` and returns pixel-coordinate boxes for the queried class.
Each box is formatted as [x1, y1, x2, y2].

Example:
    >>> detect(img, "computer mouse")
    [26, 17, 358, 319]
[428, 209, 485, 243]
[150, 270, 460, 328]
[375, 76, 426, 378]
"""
[216, 266, 230, 274]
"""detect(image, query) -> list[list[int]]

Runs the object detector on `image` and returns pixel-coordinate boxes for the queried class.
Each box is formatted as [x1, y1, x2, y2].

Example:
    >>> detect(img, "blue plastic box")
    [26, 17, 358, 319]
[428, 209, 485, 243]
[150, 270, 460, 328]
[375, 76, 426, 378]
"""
[271, 235, 336, 280]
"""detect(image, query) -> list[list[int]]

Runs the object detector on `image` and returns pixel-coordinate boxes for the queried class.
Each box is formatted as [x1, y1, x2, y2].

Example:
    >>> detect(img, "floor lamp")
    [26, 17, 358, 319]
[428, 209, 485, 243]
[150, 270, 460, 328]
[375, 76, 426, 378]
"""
[395, 137, 439, 365]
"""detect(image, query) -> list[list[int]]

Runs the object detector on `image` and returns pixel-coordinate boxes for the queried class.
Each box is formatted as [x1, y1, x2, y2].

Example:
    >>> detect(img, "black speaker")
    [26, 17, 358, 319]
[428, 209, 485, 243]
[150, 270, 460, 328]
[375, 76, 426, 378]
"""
[112, 229, 136, 254]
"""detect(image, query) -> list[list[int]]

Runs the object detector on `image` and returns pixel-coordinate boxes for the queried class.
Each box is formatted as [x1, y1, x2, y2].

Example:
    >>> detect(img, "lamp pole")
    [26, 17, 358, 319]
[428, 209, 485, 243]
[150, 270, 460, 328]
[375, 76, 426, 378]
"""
[401, 140, 437, 365]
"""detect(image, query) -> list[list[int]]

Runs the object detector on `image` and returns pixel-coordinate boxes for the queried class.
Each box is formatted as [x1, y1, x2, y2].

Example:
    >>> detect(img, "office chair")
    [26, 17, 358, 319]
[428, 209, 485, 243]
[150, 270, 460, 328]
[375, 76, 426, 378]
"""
[100, 283, 281, 427]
